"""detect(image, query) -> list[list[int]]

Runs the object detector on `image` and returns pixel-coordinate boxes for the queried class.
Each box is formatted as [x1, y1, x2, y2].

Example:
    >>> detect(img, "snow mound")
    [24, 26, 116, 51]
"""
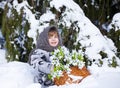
[0, 61, 35, 88]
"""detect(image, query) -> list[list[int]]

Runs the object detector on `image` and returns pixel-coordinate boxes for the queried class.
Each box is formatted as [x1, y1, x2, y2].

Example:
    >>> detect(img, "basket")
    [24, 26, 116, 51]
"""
[54, 66, 90, 86]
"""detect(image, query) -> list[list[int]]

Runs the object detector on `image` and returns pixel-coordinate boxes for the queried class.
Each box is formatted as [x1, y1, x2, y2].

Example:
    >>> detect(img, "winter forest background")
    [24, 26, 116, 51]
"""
[0, 0, 120, 88]
[0, 0, 120, 67]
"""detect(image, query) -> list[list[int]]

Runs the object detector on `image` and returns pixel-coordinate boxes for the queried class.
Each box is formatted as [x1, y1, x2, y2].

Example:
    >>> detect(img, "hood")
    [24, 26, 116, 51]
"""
[36, 25, 63, 52]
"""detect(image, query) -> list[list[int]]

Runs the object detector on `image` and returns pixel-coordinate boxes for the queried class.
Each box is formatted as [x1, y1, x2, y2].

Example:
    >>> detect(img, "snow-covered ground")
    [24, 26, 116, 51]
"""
[0, 49, 120, 88]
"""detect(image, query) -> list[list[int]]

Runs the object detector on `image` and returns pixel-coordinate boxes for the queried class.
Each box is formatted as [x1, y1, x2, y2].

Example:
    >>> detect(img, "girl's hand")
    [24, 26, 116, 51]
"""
[50, 65, 54, 72]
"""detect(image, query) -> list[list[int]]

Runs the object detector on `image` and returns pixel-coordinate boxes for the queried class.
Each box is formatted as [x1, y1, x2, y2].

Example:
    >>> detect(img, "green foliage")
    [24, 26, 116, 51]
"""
[83, 53, 92, 67]
[97, 59, 103, 67]
[2, 3, 34, 62]
[0, 8, 3, 26]
[60, 22, 81, 52]
[108, 56, 118, 68]
[74, 0, 112, 27]
[107, 24, 120, 58]
[99, 51, 108, 59]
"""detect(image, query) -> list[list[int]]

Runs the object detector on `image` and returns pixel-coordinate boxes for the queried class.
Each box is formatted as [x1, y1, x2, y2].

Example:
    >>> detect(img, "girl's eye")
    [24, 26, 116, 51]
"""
[54, 35, 58, 38]
[48, 34, 58, 39]
[48, 34, 53, 38]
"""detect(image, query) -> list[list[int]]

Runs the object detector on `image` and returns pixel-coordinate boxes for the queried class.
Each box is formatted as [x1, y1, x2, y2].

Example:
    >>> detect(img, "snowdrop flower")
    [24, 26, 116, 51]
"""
[49, 46, 85, 79]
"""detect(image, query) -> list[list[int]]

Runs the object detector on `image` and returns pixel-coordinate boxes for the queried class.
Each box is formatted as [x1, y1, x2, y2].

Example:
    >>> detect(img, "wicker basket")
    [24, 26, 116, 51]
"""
[54, 66, 90, 86]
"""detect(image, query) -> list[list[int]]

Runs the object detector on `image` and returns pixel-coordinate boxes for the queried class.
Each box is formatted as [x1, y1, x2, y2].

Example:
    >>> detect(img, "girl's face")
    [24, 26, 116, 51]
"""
[48, 32, 59, 47]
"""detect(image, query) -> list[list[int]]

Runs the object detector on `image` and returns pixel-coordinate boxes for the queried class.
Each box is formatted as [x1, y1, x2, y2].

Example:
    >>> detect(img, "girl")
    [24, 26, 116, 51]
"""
[28, 26, 62, 88]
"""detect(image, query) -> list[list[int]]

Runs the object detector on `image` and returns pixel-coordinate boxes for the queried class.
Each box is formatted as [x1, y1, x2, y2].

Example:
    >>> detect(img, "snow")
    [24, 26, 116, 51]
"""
[0, 0, 120, 88]
[0, 52, 120, 88]
[0, 49, 7, 64]
[0, 1, 6, 9]
[0, 61, 35, 88]
[76, 17, 120, 66]
[108, 13, 120, 31]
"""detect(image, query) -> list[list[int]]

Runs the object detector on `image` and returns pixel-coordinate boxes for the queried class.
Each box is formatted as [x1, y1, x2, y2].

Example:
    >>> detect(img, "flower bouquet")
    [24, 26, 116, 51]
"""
[49, 46, 90, 86]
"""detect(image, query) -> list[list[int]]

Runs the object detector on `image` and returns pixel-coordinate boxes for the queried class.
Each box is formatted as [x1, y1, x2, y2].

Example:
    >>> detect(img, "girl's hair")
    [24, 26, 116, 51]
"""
[48, 26, 58, 37]
[49, 26, 58, 33]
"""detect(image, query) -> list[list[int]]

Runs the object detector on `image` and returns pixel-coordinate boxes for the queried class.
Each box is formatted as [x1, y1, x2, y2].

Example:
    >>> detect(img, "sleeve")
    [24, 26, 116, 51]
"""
[28, 49, 53, 74]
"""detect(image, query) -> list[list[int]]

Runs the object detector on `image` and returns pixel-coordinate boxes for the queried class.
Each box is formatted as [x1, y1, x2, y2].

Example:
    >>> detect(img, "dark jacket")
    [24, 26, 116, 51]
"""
[28, 26, 62, 87]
